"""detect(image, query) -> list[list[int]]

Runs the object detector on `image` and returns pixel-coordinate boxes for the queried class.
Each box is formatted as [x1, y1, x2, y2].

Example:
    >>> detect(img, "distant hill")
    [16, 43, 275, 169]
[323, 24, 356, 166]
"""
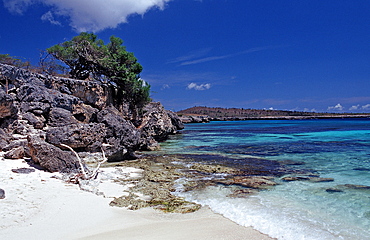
[177, 106, 370, 122]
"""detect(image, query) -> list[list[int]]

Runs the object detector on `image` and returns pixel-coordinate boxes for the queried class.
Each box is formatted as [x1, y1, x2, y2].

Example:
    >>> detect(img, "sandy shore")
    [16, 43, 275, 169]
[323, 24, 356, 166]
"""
[0, 157, 273, 240]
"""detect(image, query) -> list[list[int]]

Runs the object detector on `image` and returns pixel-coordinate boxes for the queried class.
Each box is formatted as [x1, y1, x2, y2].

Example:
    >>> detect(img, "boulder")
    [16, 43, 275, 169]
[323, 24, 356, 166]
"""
[166, 110, 184, 130]
[28, 135, 80, 173]
[4, 146, 25, 159]
[47, 107, 78, 127]
[46, 123, 106, 151]
[3, 139, 30, 157]
[0, 188, 5, 199]
[139, 102, 178, 142]
[11, 168, 35, 174]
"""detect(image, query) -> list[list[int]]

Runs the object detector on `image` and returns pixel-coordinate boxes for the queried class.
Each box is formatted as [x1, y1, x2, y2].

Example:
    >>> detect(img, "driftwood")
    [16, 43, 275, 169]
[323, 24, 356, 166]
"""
[60, 144, 108, 184]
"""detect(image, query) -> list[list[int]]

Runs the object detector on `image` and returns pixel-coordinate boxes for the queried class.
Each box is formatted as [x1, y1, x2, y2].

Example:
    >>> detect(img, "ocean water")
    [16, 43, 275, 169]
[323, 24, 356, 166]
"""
[160, 119, 370, 240]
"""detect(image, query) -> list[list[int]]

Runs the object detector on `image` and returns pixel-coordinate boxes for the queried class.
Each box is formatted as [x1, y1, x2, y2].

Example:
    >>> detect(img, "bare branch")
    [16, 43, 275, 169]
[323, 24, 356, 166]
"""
[88, 146, 108, 179]
[60, 143, 88, 179]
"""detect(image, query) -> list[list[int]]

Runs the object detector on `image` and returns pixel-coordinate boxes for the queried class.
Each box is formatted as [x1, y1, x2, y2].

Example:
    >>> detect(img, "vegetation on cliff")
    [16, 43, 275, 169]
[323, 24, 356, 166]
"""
[1, 33, 151, 116]
[47, 32, 151, 113]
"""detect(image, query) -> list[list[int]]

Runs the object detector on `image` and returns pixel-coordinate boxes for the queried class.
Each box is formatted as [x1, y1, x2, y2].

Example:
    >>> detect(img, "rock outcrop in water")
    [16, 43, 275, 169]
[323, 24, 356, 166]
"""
[0, 63, 183, 172]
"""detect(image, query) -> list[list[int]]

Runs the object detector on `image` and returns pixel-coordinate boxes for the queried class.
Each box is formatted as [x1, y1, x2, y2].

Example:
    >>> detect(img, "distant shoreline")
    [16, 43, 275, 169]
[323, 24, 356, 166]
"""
[177, 106, 370, 123]
[179, 114, 370, 123]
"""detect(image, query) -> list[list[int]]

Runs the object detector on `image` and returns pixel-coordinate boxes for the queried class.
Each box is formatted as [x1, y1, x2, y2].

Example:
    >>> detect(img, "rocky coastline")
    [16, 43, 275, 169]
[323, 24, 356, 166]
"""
[0, 63, 183, 173]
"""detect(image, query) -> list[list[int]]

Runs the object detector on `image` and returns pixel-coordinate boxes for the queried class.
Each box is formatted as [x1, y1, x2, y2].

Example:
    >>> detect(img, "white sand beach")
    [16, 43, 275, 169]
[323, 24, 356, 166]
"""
[0, 157, 273, 240]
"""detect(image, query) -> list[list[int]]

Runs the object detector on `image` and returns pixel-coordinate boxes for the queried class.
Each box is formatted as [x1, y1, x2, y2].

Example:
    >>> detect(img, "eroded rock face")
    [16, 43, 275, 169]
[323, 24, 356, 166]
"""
[0, 89, 17, 119]
[46, 123, 107, 151]
[47, 107, 79, 127]
[97, 106, 141, 160]
[138, 102, 184, 150]
[22, 112, 45, 129]
[139, 102, 179, 141]
[0, 63, 184, 172]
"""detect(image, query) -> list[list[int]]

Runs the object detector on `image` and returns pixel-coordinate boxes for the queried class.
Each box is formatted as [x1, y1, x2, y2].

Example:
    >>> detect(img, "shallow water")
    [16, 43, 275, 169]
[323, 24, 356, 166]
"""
[160, 119, 370, 240]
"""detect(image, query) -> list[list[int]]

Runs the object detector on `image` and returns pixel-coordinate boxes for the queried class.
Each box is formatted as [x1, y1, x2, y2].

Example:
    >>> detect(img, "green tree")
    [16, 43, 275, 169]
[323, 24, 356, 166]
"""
[0, 54, 30, 68]
[47, 33, 151, 115]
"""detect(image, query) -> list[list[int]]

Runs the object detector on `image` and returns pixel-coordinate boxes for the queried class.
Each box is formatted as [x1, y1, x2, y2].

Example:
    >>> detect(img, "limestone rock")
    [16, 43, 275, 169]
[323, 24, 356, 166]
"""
[72, 103, 98, 123]
[4, 146, 25, 159]
[46, 123, 106, 151]
[326, 188, 344, 193]
[217, 176, 278, 189]
[45, 77, 112, 109]
[0, 88, 17, 119]
[190, 163, 241, 174]
[0, 129, 10, 150]
[0, 63, 184, 171]
[0, 188, 5, 199]
[22, 112, 45, 129]
[166, 110, 184, 130]
[139, 102, 179, 141]
[17, 83, 81, 114]
[282, 176, 334, 182]
[47, 107, 79, 127]
[28, 135, 80, 173]
[97, 106, 140, 151]
[3, 139, 28, 151]
[342, 184, 370, 190]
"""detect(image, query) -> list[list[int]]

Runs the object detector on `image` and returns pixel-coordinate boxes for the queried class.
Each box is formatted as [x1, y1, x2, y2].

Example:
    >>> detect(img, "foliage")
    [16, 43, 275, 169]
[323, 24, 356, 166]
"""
[0, 54, 30, 68]
[47, 33, 151, 111]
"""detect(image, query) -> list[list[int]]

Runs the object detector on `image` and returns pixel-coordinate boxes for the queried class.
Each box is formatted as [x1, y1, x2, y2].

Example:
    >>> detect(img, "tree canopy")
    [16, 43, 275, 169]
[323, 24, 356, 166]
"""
[47, 33, 150, 111]
[0, 54, 30, 68]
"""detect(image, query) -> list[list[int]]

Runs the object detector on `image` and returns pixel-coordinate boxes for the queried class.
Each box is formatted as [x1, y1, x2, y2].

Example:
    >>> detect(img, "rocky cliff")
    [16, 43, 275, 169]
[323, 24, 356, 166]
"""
[0, 63, 183, 172]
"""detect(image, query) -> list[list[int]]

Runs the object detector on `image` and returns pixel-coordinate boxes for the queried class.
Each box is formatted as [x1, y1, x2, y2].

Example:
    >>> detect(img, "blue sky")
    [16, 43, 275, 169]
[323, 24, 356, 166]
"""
[1, 0, 369, 112]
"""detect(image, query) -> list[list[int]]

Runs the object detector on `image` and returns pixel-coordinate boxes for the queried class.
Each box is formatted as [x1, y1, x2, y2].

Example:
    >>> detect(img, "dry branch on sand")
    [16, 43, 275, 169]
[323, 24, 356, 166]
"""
[60, 144, 108, 191]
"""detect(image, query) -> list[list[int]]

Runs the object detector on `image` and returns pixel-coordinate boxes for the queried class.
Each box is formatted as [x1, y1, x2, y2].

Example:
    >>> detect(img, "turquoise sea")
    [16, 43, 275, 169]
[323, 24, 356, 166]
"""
[160, 119, 370, 240]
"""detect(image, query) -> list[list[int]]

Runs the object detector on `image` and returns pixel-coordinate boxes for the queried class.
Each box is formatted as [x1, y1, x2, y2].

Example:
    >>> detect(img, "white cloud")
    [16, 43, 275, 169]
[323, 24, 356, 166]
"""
[349, 105, 360, 111]
[362, 104, 370, 110]
[41, 11, 61, 25]
[303, 108, 317, 112]
[187, 83, 211, 91]
[3, 0, 171, 32]
[161, 84, 170, 90]
[176, 46, 274, 66]
[167, 48, 212, 64]
[3, 0, 33, 14]
[327, 103, 344, 111]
